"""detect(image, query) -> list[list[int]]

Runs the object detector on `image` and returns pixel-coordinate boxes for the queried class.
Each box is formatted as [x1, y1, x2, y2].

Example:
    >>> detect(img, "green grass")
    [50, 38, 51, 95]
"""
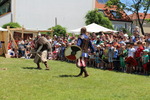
[0, 57, 150, 100]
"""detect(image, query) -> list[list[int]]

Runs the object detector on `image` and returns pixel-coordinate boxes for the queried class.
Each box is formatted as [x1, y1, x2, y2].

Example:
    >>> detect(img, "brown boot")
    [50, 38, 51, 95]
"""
[83, 67, 89, 77]
[76, 67, 84, 77]
[36, 63, 42, 69]
[44, 62, 50, 70]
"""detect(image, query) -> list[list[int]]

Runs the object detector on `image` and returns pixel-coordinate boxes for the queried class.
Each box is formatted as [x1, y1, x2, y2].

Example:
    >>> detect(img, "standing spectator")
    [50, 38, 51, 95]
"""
[141, 49, 149, 75]
[108, 43, 114, 69]
[18, 38, 25, 58]
[132, 26, 140, 42]
[135, 41, 144, 73]
[113, 46, 120, 71]
[102, 45, 109, 69]
[95, 45, 101, 68]
[59, 43, 66, 61]
[126, 43, 137, 73]
[119, 45, 127, 72]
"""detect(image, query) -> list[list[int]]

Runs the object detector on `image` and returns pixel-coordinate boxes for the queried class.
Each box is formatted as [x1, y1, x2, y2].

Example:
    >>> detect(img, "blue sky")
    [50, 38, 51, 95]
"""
[120, 0, 150, 15]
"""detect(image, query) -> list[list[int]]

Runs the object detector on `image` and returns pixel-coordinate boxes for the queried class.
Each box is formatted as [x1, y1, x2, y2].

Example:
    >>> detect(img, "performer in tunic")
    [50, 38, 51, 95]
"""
[76, 27, 95, 77]
[34, 35, 52, 70]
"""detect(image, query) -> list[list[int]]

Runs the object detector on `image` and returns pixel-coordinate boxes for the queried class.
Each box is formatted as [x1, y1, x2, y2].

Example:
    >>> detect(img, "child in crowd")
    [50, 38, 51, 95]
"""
[135, 41, 144, 73]
[108, 43, 114, 70]
[141, 49, 150, 75]
[8, 48, 15, 58]
[113, 45, 120, 71]
[25, 45, 32, 59]
[119, 45, 127, 72]
[126, 43, 137, 73]
[89, 52, 95, 67]
[102, 45, 109, 69]
[59, 43, 66, 61]
[95, 45, 101, 68]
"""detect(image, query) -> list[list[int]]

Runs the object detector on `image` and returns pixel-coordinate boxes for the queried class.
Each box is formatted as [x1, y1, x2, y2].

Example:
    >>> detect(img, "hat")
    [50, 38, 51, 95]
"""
[143, 49, 149, 52]
[97, 45, 100, 48]
[119, 41, 126, 45]
[124, 34, 128, 37]
[38, 32, 41, 36]
[100, 43, 104, 46]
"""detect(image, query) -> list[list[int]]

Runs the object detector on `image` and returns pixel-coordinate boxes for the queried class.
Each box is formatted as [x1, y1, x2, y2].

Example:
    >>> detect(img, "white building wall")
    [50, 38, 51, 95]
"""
[112, 21, 132, 33]
[13, 0, 94, 31]
[0, 13, 11, 27]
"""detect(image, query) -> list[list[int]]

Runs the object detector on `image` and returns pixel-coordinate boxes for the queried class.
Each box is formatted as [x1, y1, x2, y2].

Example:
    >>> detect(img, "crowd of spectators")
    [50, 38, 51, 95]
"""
[7, 27, 150, 75]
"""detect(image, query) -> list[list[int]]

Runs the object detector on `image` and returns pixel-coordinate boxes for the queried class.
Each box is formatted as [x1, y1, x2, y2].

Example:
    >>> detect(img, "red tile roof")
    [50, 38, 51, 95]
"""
[95, 0, 132, 22]
[129, 13, 150, 20]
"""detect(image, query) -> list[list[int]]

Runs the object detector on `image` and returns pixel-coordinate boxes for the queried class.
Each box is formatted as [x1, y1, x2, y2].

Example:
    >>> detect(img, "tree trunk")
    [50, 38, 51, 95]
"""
[139, 22, 145, 35]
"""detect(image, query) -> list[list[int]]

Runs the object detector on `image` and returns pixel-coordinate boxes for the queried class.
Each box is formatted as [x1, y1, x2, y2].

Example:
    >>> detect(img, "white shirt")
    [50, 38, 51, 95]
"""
[128, 47, 136, 57]
[8, 49, 15, 56]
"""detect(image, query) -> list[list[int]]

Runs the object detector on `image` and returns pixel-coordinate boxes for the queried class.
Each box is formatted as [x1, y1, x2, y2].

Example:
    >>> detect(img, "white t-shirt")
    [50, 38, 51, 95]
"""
[8, 49, 15, 56]
[128, 47, 136, 57]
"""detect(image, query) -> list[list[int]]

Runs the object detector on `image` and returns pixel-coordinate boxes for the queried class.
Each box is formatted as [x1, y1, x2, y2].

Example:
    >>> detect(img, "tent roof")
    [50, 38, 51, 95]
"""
[0, 27, 8, 31]
[70, 23, 118, 34]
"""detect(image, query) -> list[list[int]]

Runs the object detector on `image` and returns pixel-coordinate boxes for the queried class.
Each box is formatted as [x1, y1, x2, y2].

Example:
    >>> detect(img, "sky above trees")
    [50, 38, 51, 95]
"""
[120, 0, 150, 15]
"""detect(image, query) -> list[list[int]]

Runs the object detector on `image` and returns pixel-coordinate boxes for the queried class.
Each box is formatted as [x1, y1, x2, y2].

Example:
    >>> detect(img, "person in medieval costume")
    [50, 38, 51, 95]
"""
[76, 27, 95, 77]
[34, 35, 52, 70]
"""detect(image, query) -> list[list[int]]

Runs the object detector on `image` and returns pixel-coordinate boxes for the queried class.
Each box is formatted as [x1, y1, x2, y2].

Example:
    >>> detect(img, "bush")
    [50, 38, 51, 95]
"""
[2, 22, 21, 29]
[47, 25, 66, 37]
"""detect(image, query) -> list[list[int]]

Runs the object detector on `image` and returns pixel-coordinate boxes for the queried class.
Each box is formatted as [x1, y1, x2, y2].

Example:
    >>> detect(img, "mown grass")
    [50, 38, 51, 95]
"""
[0, 57, 150, 100]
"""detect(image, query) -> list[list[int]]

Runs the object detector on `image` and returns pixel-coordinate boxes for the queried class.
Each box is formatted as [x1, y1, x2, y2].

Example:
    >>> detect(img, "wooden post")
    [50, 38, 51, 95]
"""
[21, 26, 24, 39]
[51, 30, 54, 39]
[7, 26, 18, 49]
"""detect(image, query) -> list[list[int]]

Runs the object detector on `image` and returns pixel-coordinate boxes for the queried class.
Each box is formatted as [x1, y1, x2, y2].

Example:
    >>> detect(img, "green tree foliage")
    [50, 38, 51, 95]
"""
[2, 22, 21, 29]
[47, 25, 66, 36]
[106, 0, 150, 35]
[145, 19, 150, 23]
[85, 9, 113, 29]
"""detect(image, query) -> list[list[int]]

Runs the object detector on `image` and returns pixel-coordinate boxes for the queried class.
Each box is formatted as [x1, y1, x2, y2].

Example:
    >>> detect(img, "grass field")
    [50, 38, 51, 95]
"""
[0, 57, 150, 100]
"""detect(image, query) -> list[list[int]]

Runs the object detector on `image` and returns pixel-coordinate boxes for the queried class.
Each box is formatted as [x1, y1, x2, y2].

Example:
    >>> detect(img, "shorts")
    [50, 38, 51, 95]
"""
[34, 50, 47, 64]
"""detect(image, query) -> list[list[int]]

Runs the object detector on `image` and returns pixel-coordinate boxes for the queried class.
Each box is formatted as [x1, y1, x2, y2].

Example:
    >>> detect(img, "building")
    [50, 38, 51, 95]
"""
[129, 13, 150, 34]
[0, 0, 132, 32]
[0, 0, 95, 31]
[95, 0, 133, 32]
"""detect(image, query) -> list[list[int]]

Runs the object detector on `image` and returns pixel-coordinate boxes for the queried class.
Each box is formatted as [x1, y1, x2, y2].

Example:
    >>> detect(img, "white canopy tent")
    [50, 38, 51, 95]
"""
[70, 23, 118, 34]
[0, 27, 8, 31]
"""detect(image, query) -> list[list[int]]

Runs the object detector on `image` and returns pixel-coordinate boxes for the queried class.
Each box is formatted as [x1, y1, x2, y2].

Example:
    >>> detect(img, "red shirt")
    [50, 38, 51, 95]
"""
[135, 46, 144, 57]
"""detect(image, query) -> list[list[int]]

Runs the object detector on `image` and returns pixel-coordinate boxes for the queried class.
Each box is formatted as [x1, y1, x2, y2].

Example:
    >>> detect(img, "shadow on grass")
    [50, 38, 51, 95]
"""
[22, 67, 41, 70]
[59, 75, 77, 78]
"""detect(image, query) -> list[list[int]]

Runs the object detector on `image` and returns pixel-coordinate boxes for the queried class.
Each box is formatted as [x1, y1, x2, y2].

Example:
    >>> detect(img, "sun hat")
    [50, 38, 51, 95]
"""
[143, 49, 149, 52]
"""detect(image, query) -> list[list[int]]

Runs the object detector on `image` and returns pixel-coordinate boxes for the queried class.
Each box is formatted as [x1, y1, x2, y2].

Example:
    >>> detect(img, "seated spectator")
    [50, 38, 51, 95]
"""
[8, 48, 15, 58]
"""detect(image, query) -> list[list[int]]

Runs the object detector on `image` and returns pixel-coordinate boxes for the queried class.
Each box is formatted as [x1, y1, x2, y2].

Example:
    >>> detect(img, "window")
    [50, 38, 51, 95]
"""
[97, 0, 109, 4]
[0, 0, 11, 16]
[98, 9, 107, 16]
[110, 10, 121, 19]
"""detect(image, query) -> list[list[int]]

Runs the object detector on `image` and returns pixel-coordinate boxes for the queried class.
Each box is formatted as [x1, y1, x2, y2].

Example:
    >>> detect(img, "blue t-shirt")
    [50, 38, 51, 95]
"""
[113, 50, 119, 59]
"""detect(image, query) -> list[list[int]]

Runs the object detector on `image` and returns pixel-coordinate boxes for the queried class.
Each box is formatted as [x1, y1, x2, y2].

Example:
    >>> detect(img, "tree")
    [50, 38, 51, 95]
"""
[145, 19, 150, 23]
[85, 9, 113, 29]
[47, 25, 66, 37]
[106, 0, 150, 35]
[2, 22, 21, 29]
